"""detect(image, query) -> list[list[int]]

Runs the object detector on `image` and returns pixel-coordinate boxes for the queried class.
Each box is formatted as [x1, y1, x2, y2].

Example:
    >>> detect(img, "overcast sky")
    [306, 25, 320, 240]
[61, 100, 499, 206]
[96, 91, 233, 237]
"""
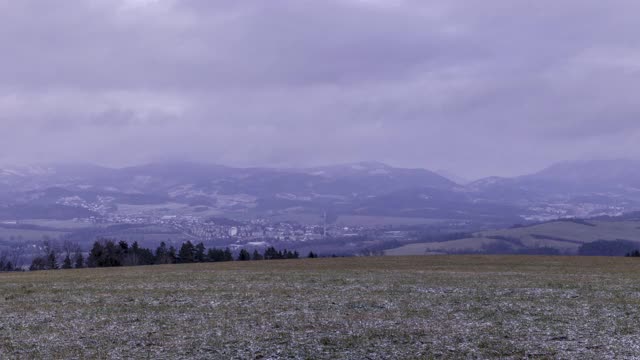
[1, 0, 639, 179]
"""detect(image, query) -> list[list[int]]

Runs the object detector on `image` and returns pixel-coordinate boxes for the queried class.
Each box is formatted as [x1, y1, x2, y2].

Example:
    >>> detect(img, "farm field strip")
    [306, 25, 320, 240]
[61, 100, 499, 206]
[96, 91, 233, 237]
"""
[1, 256, 640, 359]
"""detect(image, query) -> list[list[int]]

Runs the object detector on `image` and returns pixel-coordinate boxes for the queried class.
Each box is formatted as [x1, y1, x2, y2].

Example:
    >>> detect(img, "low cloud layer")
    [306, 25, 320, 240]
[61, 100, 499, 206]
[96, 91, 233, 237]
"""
[1, 0, 639, 178]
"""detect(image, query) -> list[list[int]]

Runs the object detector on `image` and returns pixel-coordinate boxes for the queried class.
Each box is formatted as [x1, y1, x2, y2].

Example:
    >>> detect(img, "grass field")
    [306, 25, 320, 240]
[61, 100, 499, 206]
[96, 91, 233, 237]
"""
[2, 256, 640, 359]
[482, 220, 640, 244]
[386, 219, 640, 255]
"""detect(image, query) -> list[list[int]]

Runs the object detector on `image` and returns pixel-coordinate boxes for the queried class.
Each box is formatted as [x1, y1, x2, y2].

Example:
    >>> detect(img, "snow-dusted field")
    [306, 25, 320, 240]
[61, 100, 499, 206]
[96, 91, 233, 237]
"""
[2, 256, 640, 359]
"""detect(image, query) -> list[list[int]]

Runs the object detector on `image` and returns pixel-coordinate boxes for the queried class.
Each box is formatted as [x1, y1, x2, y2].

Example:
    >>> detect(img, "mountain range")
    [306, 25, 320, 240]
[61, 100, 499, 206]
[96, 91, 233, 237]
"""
[1, 159, 639, 224]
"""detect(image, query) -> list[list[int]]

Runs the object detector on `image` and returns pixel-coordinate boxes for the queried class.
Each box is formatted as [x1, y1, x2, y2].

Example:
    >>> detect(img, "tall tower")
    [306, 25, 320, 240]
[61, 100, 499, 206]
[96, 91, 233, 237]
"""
[322, 211, 327, 239]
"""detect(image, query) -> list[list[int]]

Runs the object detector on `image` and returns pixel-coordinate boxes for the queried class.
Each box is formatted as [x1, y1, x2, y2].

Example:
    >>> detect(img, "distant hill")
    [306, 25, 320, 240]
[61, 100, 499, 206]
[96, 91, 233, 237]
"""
[2, 159, 640, 223]
[386, 216, 640, 256]
[468, 159, 640, 220]
[530, 159, 640, 186]
[0, 161, 496, 222]
[0, 204, 97, 220]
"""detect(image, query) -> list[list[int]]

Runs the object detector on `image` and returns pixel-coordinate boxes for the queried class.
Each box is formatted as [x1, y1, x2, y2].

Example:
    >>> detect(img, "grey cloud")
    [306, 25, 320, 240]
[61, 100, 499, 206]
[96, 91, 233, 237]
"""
[1, 0, 640, 178]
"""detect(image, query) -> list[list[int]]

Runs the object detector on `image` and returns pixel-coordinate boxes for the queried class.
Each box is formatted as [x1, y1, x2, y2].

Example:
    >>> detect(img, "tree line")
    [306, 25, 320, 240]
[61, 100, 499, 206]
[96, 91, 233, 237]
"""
[0, 244, 27, 272]
[626, 250, 640, 257]
[24, 239, 316, 271]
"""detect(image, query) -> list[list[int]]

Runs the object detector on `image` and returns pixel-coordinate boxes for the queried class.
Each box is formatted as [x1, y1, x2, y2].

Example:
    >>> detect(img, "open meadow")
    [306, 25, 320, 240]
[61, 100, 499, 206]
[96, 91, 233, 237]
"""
[2, 256, 640, 359]
[385, 219, 640, 256]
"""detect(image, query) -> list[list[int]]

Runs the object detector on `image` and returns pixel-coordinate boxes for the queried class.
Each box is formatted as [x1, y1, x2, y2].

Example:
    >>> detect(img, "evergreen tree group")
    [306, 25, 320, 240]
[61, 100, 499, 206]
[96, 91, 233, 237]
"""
[626, 249, 640, 257]
[0, 259, 14, 272]
[263, 246, 299, 260]
[29, 240, 62, 271]
[28, 238, 312, 271]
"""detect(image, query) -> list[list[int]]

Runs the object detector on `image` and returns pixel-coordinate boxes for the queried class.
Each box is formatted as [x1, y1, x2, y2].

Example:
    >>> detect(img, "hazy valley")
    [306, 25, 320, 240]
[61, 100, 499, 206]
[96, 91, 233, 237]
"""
[1, 159, 640, 261]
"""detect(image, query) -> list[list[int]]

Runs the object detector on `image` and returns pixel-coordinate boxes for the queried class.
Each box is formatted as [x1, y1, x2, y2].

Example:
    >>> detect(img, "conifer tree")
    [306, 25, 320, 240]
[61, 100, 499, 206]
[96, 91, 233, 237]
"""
[178, 241, 195, 263]
[62, 255, 72, 269]
[237, 249, 251, 261]
[223, 248, 233, 262]
[74, 251, 84, 269]
[47, 251, 58, 270]
[195, 242, 206, 262]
